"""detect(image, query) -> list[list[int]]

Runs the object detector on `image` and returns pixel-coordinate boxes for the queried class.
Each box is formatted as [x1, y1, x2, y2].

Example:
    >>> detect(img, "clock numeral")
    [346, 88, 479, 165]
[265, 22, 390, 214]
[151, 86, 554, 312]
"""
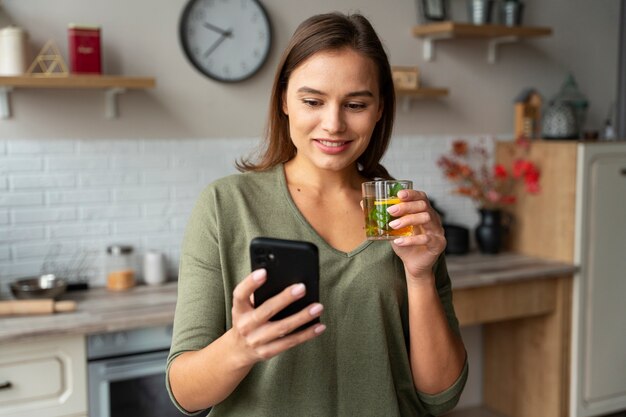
[192, 9, 205, 21]
[251, 12, 259, 23]
[240, 0, 248, 9]
[240, 61, 248, 71]
[258, 31, 265, 40]
[253, 49, 261, 58]
[223, 65, 231, 76]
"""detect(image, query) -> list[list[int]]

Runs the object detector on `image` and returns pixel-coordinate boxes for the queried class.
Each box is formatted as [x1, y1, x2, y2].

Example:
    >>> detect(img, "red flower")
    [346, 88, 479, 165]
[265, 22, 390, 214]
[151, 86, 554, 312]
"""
[437, 138, 541, 210]
[494, 164, 508, 179]
[513, 159, 532, 178]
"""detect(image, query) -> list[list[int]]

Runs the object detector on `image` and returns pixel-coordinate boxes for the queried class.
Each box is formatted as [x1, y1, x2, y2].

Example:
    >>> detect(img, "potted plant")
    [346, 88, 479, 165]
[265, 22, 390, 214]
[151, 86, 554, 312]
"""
[437, 136, 541, 253]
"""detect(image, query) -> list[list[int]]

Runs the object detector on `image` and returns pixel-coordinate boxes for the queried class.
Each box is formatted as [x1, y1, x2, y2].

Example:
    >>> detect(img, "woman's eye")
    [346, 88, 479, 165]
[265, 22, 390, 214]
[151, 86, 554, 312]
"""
[303, 99, 321, 107]
[346, 102, 367, 110]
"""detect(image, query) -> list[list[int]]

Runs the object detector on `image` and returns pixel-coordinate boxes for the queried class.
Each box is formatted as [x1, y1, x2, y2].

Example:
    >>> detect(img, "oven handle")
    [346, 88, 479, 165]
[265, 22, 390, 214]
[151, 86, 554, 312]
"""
[89, 350, 169, 382]
[0, 381, 12, 390]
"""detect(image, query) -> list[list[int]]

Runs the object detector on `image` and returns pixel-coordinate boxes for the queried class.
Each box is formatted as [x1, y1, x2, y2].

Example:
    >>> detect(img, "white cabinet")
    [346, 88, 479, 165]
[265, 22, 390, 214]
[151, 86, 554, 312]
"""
[0, 335, 87, 417]
[497, 140, 626, 417]
[571, 143, 626, 417]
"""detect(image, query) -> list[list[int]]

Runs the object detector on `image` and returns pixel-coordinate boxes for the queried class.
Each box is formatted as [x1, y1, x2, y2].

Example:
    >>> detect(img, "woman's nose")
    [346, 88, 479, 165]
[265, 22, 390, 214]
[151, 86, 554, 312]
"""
[321, 105, 346, 133]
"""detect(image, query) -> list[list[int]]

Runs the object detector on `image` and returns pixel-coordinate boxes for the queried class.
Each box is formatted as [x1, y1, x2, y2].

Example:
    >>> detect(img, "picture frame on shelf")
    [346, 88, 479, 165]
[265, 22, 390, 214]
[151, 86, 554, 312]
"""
[419, 0, 449, 22]
[392, 66, 420, 89]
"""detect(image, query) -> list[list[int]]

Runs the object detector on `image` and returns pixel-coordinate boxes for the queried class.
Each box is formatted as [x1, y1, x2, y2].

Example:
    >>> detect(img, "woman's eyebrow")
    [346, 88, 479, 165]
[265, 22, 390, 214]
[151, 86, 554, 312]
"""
[296, 86, 374, 98]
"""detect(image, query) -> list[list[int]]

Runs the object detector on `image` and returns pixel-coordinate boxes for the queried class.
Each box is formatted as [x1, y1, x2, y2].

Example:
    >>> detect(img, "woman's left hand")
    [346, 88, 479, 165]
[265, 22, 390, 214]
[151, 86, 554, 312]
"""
[386, 189, 446, 281]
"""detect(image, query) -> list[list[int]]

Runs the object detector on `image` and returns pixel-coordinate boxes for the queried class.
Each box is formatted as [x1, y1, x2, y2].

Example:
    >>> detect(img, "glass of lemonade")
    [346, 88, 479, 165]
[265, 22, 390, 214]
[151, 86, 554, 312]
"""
[362, 180, 414, 240]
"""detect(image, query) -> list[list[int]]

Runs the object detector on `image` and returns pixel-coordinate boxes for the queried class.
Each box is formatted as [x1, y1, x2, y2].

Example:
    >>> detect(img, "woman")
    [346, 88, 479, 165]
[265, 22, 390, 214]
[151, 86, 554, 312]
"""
[167, 12, 467, 416]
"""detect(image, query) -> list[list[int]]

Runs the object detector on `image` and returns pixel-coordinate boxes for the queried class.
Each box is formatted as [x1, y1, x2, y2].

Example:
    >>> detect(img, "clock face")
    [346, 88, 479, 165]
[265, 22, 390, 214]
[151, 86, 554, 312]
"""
[179, 0, 272, 83]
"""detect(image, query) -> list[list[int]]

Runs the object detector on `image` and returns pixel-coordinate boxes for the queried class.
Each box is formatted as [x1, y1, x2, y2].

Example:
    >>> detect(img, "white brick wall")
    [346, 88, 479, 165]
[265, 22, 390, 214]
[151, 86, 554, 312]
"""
[0, 135, 493, 295]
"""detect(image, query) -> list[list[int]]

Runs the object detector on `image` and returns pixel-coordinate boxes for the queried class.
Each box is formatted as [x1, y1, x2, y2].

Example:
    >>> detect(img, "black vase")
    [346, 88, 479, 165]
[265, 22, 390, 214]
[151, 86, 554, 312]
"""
[475, 208, 504, 254]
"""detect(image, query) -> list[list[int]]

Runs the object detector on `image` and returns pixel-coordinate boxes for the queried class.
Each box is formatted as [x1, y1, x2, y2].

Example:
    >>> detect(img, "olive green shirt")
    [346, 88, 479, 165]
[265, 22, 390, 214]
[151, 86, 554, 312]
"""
[167, 165, 468, 417]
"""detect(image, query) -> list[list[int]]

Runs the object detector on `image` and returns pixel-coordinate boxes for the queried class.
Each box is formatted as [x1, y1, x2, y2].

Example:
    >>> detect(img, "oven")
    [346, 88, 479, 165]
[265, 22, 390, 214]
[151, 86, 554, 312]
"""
[87, 325, 188, 417]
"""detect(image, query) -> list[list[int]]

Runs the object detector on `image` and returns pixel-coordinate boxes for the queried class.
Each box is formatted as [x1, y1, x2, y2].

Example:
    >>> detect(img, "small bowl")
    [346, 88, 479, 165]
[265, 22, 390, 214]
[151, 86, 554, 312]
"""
[10, 274, 67, 300]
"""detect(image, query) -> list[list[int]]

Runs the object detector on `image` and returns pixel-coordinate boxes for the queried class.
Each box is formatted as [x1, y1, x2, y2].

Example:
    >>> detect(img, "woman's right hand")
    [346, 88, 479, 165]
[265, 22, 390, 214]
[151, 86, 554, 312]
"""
[230, 268, 326, 366]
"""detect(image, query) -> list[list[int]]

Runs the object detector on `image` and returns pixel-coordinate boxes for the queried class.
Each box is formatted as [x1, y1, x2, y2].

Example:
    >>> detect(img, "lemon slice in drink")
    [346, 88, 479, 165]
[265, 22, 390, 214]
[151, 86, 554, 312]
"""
[374, 197, 401, 206]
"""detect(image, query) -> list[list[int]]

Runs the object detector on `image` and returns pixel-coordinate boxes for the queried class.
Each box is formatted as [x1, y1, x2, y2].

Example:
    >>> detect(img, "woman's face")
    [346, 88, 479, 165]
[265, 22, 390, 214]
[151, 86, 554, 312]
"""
[282, 48, 383, 173]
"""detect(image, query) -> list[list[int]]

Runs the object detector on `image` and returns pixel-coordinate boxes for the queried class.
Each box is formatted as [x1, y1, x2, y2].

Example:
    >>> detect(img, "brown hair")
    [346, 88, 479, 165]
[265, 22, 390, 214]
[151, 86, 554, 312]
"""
[237, 12, 395, 179]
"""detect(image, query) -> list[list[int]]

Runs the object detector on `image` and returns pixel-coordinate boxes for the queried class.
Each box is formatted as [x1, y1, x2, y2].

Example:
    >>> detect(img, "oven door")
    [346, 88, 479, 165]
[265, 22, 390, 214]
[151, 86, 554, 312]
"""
[88, 350, 188, 417]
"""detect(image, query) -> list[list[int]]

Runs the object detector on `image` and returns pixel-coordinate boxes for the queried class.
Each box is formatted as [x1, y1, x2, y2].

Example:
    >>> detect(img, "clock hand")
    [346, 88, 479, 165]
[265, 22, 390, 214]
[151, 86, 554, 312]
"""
[203, 32, 230, 58]
[203, 22, 232, 37]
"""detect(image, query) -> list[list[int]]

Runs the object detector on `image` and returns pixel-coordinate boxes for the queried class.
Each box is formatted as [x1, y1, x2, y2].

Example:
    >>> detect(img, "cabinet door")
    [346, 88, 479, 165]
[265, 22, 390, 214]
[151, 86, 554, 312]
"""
[573, 146, 626, 416]
[0, 335, 87, 417]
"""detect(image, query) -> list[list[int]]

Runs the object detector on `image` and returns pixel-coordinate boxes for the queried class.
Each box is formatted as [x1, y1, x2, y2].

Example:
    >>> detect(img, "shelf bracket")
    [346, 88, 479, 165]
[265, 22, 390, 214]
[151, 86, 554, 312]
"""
[422, 34, 453, 61]
[0, 87, 13, 119]
[401, 96, 412, 112]
[104, 87, 127, 119]
[487, 36, 519, 64]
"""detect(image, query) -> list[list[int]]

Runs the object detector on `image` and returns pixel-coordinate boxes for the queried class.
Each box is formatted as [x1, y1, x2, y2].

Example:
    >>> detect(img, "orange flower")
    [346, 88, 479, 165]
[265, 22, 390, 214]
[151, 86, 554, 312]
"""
[452, 140, 468, 156]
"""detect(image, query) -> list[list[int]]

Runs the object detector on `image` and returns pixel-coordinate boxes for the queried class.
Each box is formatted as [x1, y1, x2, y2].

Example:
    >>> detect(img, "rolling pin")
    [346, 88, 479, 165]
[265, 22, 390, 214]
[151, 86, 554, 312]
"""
[0, 299, 77, 316]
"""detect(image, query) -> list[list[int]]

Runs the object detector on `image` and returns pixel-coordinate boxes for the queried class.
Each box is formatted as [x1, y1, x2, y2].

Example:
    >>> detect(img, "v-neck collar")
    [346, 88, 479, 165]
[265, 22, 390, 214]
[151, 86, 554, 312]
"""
[276, 164, 372, 258]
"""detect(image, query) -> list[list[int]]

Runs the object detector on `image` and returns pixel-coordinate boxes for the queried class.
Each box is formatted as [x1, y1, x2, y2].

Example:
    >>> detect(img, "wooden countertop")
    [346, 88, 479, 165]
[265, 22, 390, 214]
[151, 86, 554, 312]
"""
[0, 252, 577, 343]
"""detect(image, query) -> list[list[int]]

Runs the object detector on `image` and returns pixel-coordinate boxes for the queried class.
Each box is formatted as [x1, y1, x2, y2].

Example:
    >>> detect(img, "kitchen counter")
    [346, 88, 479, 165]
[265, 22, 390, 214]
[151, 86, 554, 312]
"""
[0, 282, 178, 343]
[0, 252, 576, 343]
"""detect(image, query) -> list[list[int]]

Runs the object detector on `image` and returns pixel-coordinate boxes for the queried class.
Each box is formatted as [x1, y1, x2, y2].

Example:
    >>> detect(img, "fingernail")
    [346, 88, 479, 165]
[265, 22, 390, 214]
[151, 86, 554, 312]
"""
[388, 219, 400, 228]
[291, 283, 306, 296]
[314, 324, 326, 334]
[309, 303, 324, 316]
[393, 238, 405, 245]
[252, 269, 266, 282]
[387, 205, 398, 214]
[398, 190, 408, 199]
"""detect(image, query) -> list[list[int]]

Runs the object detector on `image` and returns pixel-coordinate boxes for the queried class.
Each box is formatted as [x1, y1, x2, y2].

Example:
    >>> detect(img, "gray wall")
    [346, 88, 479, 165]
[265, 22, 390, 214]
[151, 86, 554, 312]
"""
[0, 0, 620, 138]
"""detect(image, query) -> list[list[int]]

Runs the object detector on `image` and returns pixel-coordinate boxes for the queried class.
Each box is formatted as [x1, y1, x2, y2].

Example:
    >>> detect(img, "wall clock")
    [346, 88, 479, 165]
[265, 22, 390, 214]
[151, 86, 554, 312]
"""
[179, 0, 272, 83]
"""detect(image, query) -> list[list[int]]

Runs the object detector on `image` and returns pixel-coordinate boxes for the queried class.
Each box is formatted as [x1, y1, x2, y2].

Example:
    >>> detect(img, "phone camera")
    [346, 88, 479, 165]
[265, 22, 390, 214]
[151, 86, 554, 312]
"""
[267, 253, 275, 262]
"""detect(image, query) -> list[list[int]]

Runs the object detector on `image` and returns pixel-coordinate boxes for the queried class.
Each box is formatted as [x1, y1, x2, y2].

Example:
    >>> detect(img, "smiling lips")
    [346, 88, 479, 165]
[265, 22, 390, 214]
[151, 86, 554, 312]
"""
[314, 139, 351, 154]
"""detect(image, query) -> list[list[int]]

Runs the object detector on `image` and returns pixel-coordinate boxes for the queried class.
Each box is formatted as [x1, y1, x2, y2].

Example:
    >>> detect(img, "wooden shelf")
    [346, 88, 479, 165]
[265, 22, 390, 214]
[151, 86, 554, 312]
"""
[412, 22, 553, 63]
[0, 75, 156, 119]
[395, 86, 449, 111]
[444, 405, 507, 417]
[395, 86, 449, 98]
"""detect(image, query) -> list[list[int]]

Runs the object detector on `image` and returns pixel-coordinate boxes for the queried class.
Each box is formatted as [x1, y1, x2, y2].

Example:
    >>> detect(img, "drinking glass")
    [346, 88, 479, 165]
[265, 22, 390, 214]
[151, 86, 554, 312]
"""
[362, 180, 414, 240]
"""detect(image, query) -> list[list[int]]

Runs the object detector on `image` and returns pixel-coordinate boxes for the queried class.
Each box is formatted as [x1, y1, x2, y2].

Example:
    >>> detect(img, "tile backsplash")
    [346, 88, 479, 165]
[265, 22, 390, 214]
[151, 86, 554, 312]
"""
[0, 135, 490, 293]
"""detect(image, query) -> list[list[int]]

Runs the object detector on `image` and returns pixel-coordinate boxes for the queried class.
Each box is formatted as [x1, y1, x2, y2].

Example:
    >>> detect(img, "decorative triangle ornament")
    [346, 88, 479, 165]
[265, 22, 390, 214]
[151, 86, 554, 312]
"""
[26, 40, 69, 77]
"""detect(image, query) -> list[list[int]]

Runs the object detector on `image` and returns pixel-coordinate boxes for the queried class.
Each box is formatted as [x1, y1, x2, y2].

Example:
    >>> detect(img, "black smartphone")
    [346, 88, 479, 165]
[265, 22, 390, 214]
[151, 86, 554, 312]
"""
[250, 237, 320, 330]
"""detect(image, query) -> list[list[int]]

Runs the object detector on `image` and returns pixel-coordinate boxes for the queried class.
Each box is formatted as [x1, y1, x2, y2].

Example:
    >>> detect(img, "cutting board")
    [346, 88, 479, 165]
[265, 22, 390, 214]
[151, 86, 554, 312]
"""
[0, 299, 77, 316]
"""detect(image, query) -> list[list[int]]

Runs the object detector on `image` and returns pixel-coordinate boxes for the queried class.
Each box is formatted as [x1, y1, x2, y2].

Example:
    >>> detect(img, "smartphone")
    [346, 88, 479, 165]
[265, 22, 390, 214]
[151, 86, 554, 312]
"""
[250, 237, 320, 330]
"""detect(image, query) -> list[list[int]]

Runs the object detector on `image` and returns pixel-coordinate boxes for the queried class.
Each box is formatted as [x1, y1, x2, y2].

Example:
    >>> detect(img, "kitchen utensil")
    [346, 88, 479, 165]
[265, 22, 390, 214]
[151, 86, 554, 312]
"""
[106, 244, 136, 289]
[468, 0, 494, 24]
[443, 223, 470, 255]
[0, 299, 76, 316]
[10, 274, 67, 299]
[500, 0, 524, 26]
[542, 101, 579, 139]
[0, 26, 28, 76]
[144, 250, 167, 285]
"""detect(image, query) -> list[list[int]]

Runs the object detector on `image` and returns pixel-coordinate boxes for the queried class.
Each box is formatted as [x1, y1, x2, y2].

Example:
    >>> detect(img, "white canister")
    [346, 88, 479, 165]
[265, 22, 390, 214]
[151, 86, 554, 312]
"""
[0, 26, 28, 76]
[143, 250, 167, 285]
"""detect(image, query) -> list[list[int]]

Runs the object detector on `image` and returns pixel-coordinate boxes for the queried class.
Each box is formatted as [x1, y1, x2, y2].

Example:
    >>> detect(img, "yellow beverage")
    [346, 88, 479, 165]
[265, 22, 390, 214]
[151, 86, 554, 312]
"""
[363, 196, 414, 240]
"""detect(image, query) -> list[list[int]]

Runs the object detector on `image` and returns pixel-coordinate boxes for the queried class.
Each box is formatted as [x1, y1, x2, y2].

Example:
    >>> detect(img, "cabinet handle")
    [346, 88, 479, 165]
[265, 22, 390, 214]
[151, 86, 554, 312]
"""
[621, 168, 626, 176]
[0, 381, 12, 390]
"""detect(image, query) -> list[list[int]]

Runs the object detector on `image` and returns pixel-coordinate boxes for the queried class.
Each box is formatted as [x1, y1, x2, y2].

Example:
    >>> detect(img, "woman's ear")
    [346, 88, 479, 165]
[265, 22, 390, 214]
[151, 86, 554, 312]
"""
[282, 91, 289, 116]
[376, 99, 384, 122]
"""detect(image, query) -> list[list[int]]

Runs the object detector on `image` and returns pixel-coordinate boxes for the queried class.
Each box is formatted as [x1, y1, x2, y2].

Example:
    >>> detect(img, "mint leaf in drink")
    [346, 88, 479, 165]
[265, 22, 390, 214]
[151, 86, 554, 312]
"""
[389, 182, 404, 197]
